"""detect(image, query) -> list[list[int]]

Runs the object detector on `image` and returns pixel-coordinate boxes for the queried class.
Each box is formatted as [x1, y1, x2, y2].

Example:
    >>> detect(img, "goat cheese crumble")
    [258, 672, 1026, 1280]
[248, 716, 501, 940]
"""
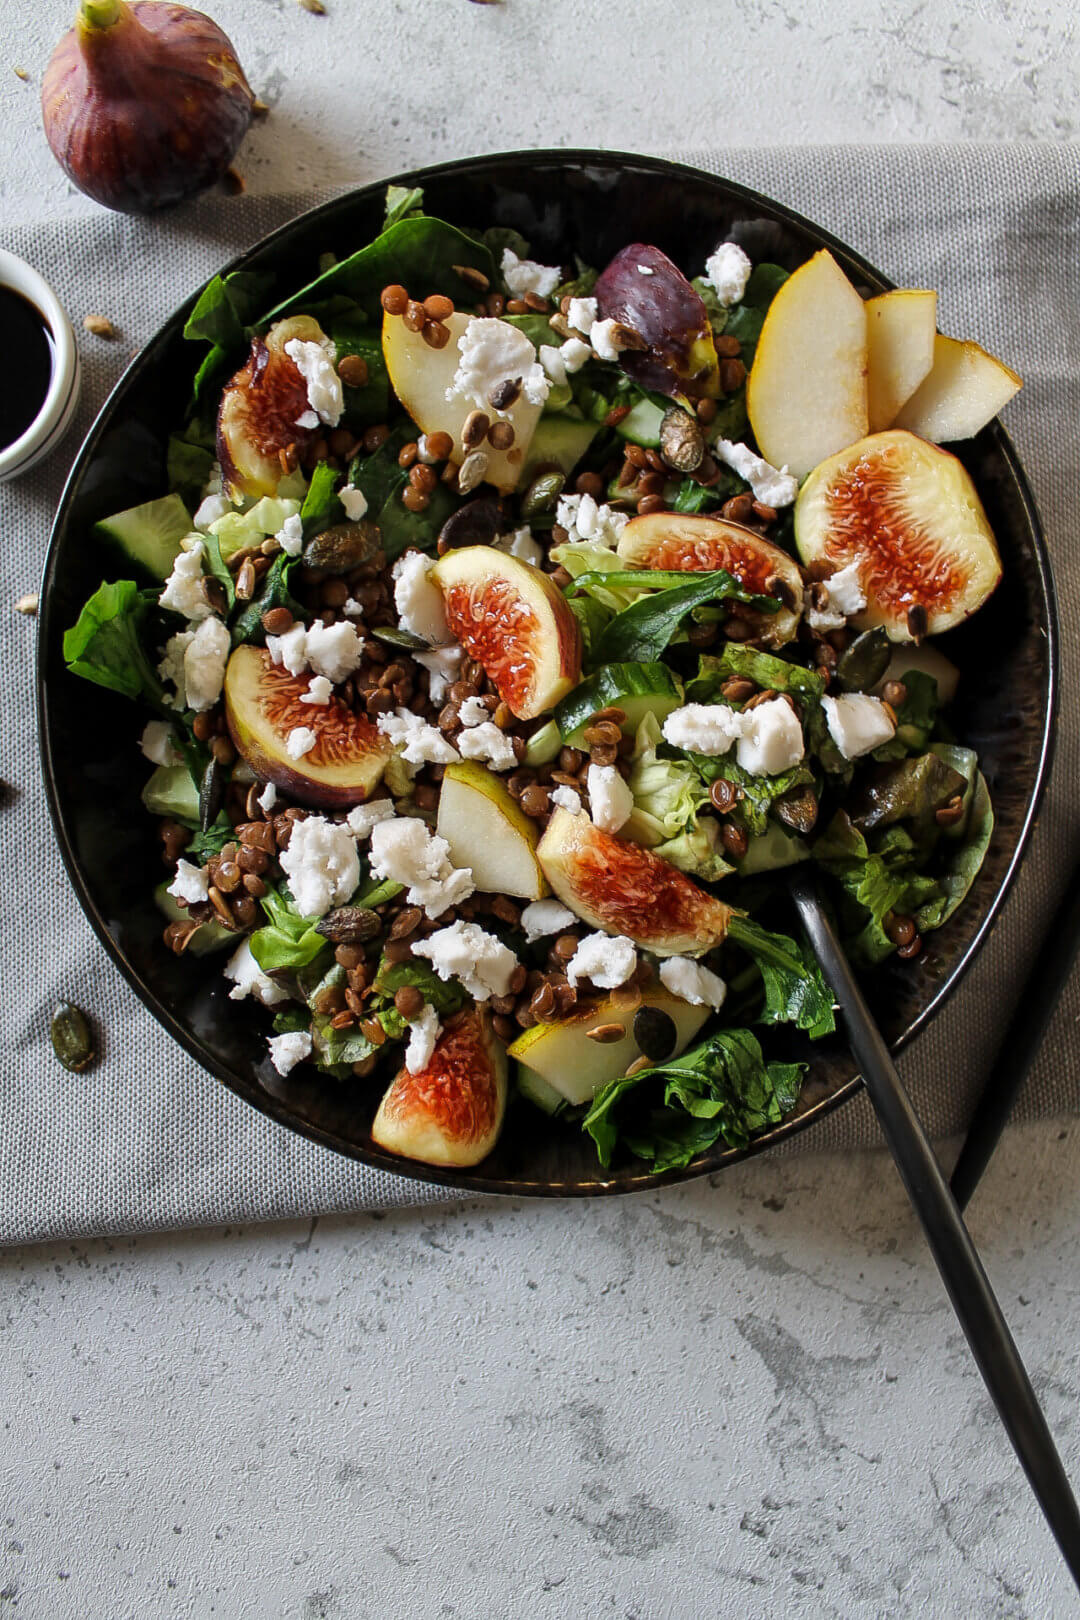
[346, 799, 396, 839]
[338, 483, 368, 521]
[565, 932, 638, 990]
[457, 695, 490, 728]
[404, 1002, 442, 1075]
[500, 248, 561, 300]
[821, 693, 896, 760]
[413, 920, 518, 1001]
[586, 764, 634, 833]
[159, 616, 231, 712]
[377, 707, 461, 769]
[224, 939, 289, 1006]
[139, 720, 181, 766]
[159, 537, 210, 622]
[193, 492, 232, 531]
[703, 241, 753, 306]
[285, 726, 317, 760]
[539, 337, 593, 387]
[284, 336, 344, 429]
[267, 1030, 312, 1076]
[589, 318, 626, 363]
[446, 316, 549, 411]
[267, 620, 364, 685]
[168, 859, 208, 905]
[279, 815, 360, 917]
[663, 699, 805, 777]
[494, 526, 543, 567]
[300, 675, 333, 706]
[393, 550, 452, 644]
[368, 816, 474, 918]
[456, 721, 518, 771]
[807, 562, 867, 631]
[520, 898, 577, 943]
[276, 512, 304, 557]
[413, 643, 463, 702]
[658, 956, 728, 1009]
[257, 782, 277, 814]
[550, 784, 584, 815]
[555, 492, 629, 548]
[713, 438, 799, 508]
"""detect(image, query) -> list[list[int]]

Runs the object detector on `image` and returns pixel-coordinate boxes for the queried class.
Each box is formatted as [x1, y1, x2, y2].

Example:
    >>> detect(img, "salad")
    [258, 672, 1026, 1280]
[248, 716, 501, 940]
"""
[63, 183, 1018, 1175]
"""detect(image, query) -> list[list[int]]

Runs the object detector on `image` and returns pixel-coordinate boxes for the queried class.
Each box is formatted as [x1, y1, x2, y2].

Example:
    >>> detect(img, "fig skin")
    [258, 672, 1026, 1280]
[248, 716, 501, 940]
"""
[372, 1007, 508, 1168]
[218, 316, 323, 500]
[42, 0, 255, 214]
[594, 243, 720, 401]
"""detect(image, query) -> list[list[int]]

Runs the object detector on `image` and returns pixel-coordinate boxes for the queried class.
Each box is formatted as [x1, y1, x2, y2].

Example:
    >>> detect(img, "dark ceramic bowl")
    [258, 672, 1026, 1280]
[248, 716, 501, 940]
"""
[38, 151, 1056, 1197]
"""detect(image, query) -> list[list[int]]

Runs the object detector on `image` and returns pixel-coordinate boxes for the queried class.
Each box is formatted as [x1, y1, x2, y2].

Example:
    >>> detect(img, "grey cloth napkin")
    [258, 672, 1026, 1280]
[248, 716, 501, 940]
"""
[1, 143, 1076, 1246]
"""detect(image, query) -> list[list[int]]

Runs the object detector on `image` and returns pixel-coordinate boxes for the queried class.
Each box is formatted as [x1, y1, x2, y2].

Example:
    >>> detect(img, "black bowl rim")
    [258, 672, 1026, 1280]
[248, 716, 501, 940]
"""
[37, 147, 1059, 1198]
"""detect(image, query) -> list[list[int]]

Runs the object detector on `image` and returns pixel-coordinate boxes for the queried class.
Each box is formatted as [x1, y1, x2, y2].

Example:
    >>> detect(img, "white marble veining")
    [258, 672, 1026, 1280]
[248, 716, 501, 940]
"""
[3, 1, 1079, 1615]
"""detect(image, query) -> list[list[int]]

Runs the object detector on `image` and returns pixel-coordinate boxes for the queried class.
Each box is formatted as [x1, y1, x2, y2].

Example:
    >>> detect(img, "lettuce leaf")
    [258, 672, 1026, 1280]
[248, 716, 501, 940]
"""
[248, 883, 327, 973]
[726, 914, 836, 1038]
[64, 580, 168, 706]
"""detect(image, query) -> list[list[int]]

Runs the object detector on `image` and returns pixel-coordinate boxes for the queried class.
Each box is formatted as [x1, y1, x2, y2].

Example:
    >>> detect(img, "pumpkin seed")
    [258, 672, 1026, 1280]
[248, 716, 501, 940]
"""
[50, 1003, 95, 1072]
[370, 625, 428, 652]
[835, 626, 892, 693]
[774, 784, 819, 834]
[436, 494, 506, 552]
[199, 757, 224, 831]
[315, 906, 382, 944]
[659, 406, 705, 473]
[520, 469, 565, 519]
[302, 520, 381, 576]
[633, 1005, 677, 1063]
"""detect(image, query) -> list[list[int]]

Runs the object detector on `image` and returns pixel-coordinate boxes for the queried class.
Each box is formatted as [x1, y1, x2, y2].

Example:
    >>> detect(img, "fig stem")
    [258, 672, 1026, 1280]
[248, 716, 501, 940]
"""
[78, 0, 124, 31]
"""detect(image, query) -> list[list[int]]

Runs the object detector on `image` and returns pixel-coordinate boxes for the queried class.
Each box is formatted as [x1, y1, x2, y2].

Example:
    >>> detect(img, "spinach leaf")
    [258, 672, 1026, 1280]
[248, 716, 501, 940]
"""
[485, 225, 531, 267]
[272, 1006, 311, 1036]
[915, 769, 993, 934]
[184, 270, 275, 350]
[231, 553, 304, 646]
[383, 184, 425, 229]
[185, 813, 235, 864]
[64, 580, 167, 706]
[166, 435, 215, 508]
[330, 320, 390, 429]
[847, 753, 968, 834]
[372, 958, 465, 1019]
[201, 532, 235, 613]
[583, 1026, 804, 1171]
[301, 461, 344, 538]
[687, 752, 815, 838]
[592, 573, 777, 665]
[354, 873, 404, 909]
[567, 594, 612, 658]
[726, 914, 836, 1038]
[311, 1012, 378, 1074]
[248, 883, 327, 973]
[375, 480, 458, 562]
[687, 646, 826, 703]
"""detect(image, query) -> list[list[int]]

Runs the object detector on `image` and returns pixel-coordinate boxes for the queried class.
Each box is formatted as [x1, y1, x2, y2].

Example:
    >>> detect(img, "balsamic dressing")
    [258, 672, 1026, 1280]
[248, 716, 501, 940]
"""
[0, 287, 54, 450]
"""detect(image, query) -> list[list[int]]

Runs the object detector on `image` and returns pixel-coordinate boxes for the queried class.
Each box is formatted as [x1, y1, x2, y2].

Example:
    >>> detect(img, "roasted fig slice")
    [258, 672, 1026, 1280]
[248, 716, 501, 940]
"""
[616, 512, 803, 646]
[794, 430, 1002, 641]
[224, 644, 392, 808]
[537, 807, 733, 957]
[594, 243, 720, 401]
[371, 1005, 508, 1168]
[431, 546, 582, 720]
[217, 315, 326, 500]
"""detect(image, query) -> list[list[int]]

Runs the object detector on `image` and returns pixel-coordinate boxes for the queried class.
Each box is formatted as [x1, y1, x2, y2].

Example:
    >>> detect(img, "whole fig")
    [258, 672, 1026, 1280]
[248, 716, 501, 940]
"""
[41, 0, 255, 213]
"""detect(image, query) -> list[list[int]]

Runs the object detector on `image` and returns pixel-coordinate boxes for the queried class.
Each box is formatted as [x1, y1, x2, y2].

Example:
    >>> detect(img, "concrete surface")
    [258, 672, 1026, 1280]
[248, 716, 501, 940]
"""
[3, 1, 1080, 1616]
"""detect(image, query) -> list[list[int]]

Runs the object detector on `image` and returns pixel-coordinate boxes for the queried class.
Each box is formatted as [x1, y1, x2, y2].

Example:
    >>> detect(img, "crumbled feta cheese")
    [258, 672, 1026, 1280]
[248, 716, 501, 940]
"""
[413, 643, 463, 702]
[737, 697, 805, 777]
[179, 615, 230, 712]
[304, 620, 364, 684]
[342, 597, 365, 619]
[703, 241, 753, 307]
[168, 859, 208, 905]
[413, 920, 518, 1001]
[284, 336, 344, 429]
[338, 483, 368, 521]
[202, 462, 224, 498]
[586, 764, 634, 833]
[158, 630, 193, 708]
[267, 1030, 312, 1076]
[258, 782, 277, 814]
[224, 939, 289, 1007]
[377, 707, 461, 769]
[821, 693, 896, 760]
[159, 537, 210, 622]
[445, 316, 550, 411]
[636, 263, 655, 276]
[345, 798, 396, 839]
[807, 562, 867, 631]
[494, 525, 543, 568]
[393, 550, 452, 644]
[567, 296, 598, 337]
[456, 720, 518, 771]
[659, 956, 728, 1009]
[286, 725, 317, 760]
[279, 814, 360, 917]
[193, 492, 232, 531]
[139, 720, 180, 766]
[713, 438, 799, 508]
[565, 931, 638, 990]
[555, 492, 628, 549]
[368, 816, 475, 918]
[590, 317, 625, 363]
[501, 247, 561, 300]
[560, 337, 592, 374]
[550, 784, 584, 815]
[520, 898, 577, 944]
[267, 622, 309, 677]
[276, 512, 304, 557]
[457, 695, 490, 728]
[539, 343, 568, 387]
[662, 703, 744, 756]
[404, 1002, 442, 1075]
[296, 410, 319, 431]
[300, 675, 333, 706]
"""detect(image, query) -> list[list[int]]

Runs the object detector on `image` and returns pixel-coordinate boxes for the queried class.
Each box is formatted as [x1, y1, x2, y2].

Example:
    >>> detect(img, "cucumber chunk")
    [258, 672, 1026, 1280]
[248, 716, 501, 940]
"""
[515, 1064, 567, 1117]
[522, 415, 599, 481]
[555, 663, 684, 746]
[522, 719, 563, 767]
[94, 494, 193, 583]
[141, 764, 199, 824]
[614, 397, 666, 448]
[154, 881, 235, 956]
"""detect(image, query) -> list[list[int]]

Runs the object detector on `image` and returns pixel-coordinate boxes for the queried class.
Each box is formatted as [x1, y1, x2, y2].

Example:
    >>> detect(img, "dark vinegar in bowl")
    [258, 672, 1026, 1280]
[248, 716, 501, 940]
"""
[0, 287, 54, 450]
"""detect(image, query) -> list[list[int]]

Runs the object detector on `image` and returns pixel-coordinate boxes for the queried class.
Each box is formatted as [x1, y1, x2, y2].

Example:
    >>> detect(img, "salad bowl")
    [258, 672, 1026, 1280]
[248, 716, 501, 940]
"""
[37, 150, 1056, 1196]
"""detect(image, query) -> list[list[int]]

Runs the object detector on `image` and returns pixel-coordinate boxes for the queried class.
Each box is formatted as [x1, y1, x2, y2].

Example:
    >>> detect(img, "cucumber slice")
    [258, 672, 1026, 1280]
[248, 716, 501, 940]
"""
[555, 663, 684, 746]
[615, 397, 665, 448]
[522, 414, 599, 481]
[522, 719, 563, 767]
[734, 821, 809, 875]
[94, 493, 193, 583]
[154, 881, 235, 956]
[515, 1064, 567, 1117]
[141, 764, 199, 824]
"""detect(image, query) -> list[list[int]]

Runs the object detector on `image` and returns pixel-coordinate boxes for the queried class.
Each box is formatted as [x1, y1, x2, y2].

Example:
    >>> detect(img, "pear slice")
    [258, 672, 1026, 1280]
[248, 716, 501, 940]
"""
[509, 987, 710, 1107]
[372, 1006, 507, 1168]
[865, 289, 937, 431]
[893, 334, 1022, 443]
[746, 248, 869, 480]
[382, 310, 543, 492]
[436, 761, 548, 901]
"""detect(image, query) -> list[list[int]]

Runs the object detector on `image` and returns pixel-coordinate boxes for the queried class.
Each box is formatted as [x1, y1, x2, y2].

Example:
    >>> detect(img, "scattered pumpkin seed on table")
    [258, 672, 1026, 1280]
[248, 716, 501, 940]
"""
[50, 1003, 95, 1072]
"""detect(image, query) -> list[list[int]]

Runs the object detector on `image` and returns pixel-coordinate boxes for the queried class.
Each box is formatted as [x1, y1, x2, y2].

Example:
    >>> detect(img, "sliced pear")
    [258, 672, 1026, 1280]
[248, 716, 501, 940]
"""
[537, 807, 732, 957]
[509, 986, 710, 1107]
[865, 289, 937, 431]
[382, 310, 543, 493]
[795, 430, 1002, 641]
[746, 248, 868, 480]
[371, 1006, 507, 1168]
[893, 334, 1022, 443]
[436, 761, 547, 901]
[431, 546, 582, 720]
[874, 643, 960, 706]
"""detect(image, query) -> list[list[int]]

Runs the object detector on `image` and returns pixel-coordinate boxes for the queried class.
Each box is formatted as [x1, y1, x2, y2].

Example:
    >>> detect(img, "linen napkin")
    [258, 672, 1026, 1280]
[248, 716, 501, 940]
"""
[1, 143, 1076, 1245]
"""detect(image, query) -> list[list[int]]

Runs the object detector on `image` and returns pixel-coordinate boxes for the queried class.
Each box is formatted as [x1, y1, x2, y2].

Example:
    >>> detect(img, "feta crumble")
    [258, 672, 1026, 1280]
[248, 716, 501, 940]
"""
[494, 525, 542, 567]
[257, 782, 277, 814]
[520, 898, 577, 943]
[413, 643, 463, 702]
[662, 703, 745, 756]
[377, 707, 461, 769]
[284, 336, 344, 429]
[590, 317, 626, 363]
[193, 492, 232, 531]
[501, 247, 561, 300]
[276, 512, 304, 557]
[456, 720, 518, 772]
[550, 784, 584, 816]
[159, 537, 210, 622]
[555, 492, 628, 548]
[168, 859, 208, 905]
[413, 920, 518, 1001]
[224, 939, 289, 1007]
[267, 1030, 312, 1076]
[586, 763, 634, 833]
[345, 799, 396, 840]
[368, 817, 474, 919]
[267, 622, 310, 677]
[279, 815, 360, 917]
[300, 675, 333, 706]
[457, 695, 490, 728]
[565, 932, 638, 990]
[821, 693, 896, 760]
[567, 296, 598, 337]
[339, 483, 368, 521]
[807, 561, 867, 631]
[404, 1002, 442, 1075]
[393, 550, 452, 644]
[713, 438, 799, 508]
[286, 726, 317, 760]
[446, 316, 550, 411]
[659, 956, 728, 1009]
[139, 720, 180, 766]
[303, 620, 364, 684]
[159, 615, 230, 712]
[703, 241, 753, 307]
[736, 697, 805, 777]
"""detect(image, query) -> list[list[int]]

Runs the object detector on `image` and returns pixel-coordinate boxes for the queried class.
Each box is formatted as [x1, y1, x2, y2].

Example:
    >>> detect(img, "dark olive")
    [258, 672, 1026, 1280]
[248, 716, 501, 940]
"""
[436, 494, 508, 552]
[50, 1002, 95, 1073]
[658, 406, 705, 473]
[774, 785, 819, 834]
[519, 468, 566, 520]
[199, 757, 224, 831]
[633, 1005, 678, 1063]
[835, 627, 892, 693]
[315, 906, 382, 944]
[302, 520, 381, 576]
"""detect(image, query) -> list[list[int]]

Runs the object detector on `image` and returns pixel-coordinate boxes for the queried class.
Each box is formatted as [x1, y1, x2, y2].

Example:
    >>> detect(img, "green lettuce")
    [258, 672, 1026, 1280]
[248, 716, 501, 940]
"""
[248, 883, 328, 973]
[625, 714, 732, 881]
[726, 914, 836, 1037]
[64, 580, 168, 706]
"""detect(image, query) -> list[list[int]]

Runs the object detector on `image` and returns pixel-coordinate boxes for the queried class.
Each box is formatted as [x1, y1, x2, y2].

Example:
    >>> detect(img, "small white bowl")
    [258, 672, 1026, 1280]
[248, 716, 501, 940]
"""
[0, 249, 81, 483]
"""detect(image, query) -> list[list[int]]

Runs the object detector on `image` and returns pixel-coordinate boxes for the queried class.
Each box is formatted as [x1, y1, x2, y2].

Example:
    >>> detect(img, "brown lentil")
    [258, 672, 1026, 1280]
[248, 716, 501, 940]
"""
[402, 486, 430, 513]
[492, 1015, 517, 1043]
[337, 352, 369, 389]
[422, 319, 451, 350]
[487, 419, 515, 451]
[424, 430, 454, 461]
[583, 719, 622, 749]
[488, 377, 521, 411]
[720, 823, 749, 860]
[380, 284, 409, 315]
[530, 982, 558, 1022]
[935, 794, 966, 829]
[363, 424, 390, 453]
[393, 985, 425, 1020]
[882, 680, 908, 708]
[422, 294, 454, 322]
[695, 396, 719, 422]
[409, 463, 438, 494]
[453, 264, 490, 293]
[897, 935, 923, 961]
[390, 906, 424, 941]
[523, 291, 550, 313]
[721, 493, 755, 524]
[906, 603, 928, 640]
[752, 501, 777, 524]
[485, 292, 506, 317]
[403, 300, 426, 333]
[709, 778, 739, 814]
[504, 298, 529, 315]
[552, 934, 579, 962]
[637, 494, 667, 516]
[720, 357, 747, 392]
[192, 712, 214, 742]
[261, 606, 294, 636]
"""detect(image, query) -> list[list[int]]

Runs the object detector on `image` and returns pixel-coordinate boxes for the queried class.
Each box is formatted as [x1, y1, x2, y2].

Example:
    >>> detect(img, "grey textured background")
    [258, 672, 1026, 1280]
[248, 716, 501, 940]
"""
[4, 0, 1080, 1614]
